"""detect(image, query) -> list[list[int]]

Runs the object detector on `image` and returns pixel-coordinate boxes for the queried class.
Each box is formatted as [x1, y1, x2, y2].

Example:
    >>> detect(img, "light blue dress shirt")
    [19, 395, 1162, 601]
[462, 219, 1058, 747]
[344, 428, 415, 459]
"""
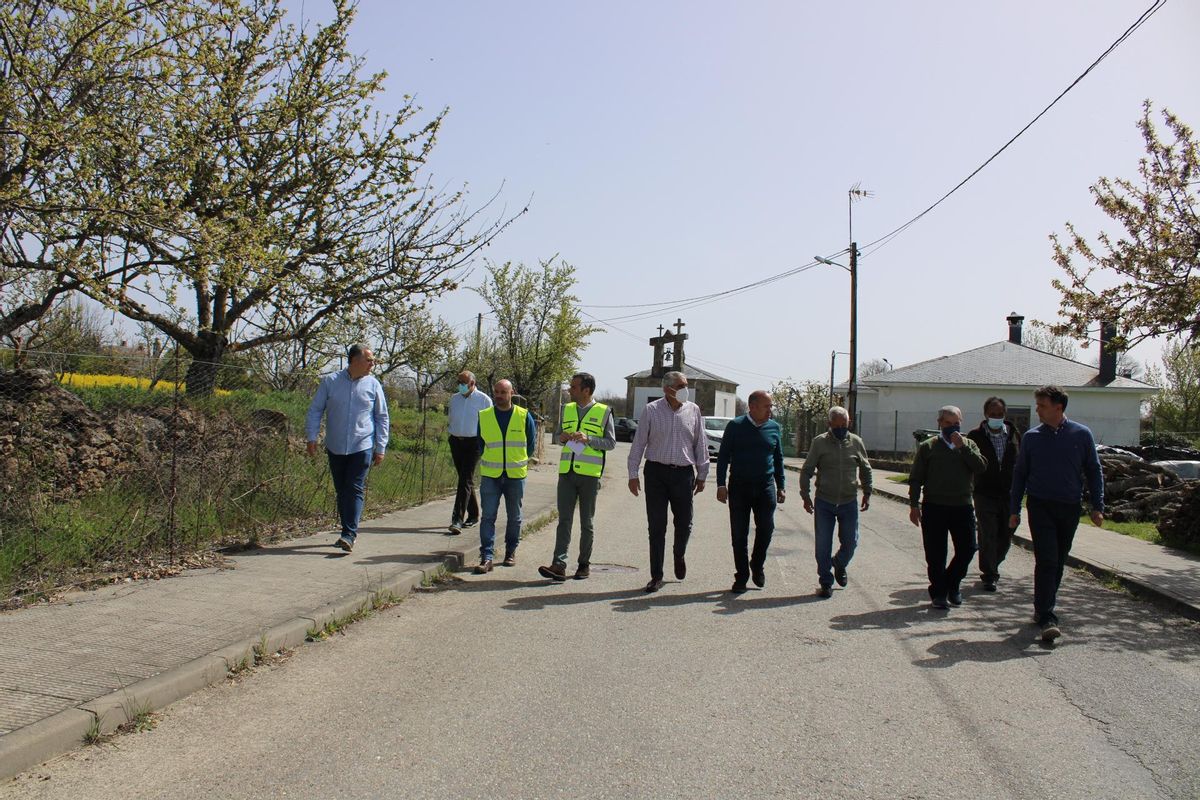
[305, 370, 390, 455]
[448, 389, 493, 437]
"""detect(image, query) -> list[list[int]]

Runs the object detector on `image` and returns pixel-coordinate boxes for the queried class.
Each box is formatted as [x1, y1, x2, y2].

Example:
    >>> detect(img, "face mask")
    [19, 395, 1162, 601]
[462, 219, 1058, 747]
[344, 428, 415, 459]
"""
[673, 387, 690, 404]
[458, 383, 470, 395]
[986, 418, 1005, 431]
[831, 427, 848, 440]
[941, 424, 960, 440]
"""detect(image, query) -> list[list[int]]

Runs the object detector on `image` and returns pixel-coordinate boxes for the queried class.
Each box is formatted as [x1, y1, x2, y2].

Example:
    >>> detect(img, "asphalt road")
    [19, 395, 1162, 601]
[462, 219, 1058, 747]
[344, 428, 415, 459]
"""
[7, 446, 1199, 799]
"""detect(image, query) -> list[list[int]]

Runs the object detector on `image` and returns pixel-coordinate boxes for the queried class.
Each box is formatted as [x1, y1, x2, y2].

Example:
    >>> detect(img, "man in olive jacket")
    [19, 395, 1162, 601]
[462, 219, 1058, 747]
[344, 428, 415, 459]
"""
[908, 405, 987, 609]
[965, 396, 1021, 592]
[800, 406, 873, 598]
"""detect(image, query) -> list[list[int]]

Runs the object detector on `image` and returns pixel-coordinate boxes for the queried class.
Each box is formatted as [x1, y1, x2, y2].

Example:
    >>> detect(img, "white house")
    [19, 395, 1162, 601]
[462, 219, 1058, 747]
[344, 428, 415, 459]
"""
[840, 314, 1157, 452]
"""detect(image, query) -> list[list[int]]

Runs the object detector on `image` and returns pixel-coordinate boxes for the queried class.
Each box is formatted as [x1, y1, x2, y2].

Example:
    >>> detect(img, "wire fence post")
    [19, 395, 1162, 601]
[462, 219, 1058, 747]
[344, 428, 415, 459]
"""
[168, 345, 180, 565]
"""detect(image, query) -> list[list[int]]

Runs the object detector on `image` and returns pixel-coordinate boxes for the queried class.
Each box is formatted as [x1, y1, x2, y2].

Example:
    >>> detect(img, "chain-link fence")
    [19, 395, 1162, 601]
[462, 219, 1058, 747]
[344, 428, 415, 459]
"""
[0, 347, 456, 601]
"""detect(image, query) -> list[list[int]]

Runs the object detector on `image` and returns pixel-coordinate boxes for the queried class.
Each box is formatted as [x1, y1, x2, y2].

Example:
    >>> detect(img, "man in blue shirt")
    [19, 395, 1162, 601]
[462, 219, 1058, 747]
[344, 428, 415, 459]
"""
[473, 379, 538, 573]
[716, 390, 786, 594]
[305, 344, 390, 552]
[1009, 385, 1104, 643]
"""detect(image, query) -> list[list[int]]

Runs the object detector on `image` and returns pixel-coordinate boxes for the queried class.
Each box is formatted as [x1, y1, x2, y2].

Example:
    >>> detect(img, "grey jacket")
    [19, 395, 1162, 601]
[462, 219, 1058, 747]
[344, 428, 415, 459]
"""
[800, 431, 873, 505]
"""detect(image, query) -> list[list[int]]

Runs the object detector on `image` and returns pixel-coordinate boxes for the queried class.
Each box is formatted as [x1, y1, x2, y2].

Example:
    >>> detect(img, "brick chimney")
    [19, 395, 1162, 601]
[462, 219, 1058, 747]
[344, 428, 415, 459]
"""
[1099, 322, 1118, 384]
[1006, 312, 1024, 345]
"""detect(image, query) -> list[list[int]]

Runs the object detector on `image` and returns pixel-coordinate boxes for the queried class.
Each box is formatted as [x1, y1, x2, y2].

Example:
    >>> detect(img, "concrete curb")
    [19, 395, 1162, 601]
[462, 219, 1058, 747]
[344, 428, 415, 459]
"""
[860, 477, 1200, 623]
[0, 542, 479, 781]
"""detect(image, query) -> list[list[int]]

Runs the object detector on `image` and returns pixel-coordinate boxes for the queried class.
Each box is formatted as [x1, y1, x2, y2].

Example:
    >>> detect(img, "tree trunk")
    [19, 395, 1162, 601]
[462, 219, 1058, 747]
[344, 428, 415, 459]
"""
[183, 333, 227, 397]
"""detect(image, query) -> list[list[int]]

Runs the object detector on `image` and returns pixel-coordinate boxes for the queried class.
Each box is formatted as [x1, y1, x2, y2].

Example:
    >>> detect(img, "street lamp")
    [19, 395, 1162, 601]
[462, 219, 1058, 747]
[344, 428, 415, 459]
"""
[815, 184, 872, 432]
[828, 350, 850, 407]
[815, 250, 858, 430]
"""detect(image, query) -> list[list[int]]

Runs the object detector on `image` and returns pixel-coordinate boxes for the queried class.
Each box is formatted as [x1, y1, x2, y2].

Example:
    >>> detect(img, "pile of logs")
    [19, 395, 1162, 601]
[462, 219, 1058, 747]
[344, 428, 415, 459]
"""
[1157, 482, 1200, 550]
[1098, 454, 1189, 524]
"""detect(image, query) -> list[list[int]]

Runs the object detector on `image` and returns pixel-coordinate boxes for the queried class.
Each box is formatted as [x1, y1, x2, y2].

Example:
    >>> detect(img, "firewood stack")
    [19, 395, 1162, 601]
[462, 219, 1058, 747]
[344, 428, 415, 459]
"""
[1156, 481, 1200, 550]
[1098, 454, 1188, 524]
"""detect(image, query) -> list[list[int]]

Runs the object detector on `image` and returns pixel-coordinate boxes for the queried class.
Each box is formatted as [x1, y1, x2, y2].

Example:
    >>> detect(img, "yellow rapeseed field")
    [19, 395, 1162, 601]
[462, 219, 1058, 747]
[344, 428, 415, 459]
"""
[58, 372, 230, 395]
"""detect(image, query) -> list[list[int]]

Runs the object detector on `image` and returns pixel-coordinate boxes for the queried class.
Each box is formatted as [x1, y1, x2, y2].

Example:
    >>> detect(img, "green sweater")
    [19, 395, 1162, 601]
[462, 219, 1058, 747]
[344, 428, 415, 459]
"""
[908, 435, 987, 508]
[800, 431, 873, 505]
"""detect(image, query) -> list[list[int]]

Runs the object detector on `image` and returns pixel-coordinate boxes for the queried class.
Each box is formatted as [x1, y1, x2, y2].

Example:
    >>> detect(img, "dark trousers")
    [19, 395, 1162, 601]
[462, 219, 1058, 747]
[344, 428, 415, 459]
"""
[449, 435, 481, 524]
[1027, 496, 1081, 625]
[327, 448, 372, 541]
[974, 493, 1014, 582]
[554, 471, 601, 567]
[920, 502, 977, 600]
[728, 481, 777, 583]
[643, 461, 695, 580]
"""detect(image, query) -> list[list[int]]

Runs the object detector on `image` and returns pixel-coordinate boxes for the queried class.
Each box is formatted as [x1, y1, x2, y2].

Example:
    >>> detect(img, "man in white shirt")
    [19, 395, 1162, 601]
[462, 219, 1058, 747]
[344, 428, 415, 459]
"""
[447, 370, 492, 534]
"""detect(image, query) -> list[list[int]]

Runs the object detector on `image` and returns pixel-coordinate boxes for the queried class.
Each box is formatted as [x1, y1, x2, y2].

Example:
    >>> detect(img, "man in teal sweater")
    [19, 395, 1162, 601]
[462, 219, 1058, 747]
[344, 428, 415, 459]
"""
[716, 390, 786, 593]
[908, 405, 987, 609]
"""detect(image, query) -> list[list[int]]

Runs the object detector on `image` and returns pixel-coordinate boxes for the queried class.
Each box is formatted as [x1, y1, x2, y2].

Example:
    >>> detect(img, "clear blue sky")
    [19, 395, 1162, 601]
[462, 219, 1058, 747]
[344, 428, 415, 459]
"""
[290, 0, 1198, 395]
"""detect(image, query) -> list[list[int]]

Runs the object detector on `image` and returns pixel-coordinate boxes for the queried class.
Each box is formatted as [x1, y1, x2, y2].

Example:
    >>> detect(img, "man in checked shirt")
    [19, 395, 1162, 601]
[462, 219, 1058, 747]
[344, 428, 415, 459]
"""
[627, 371, 709, 593]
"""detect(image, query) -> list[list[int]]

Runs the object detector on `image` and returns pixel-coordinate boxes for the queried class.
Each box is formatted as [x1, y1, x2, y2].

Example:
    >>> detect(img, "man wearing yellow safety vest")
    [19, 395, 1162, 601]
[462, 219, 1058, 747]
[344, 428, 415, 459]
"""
[538, 372, 616, 581]
[473, 379, 538, 574]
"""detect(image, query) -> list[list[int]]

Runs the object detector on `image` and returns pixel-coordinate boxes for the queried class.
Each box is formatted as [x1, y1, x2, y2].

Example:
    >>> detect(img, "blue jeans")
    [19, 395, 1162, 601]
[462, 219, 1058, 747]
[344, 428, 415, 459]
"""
[814, 497, 859, 588]
[327, 449, 373, 542]
[480, 474, 525, 561]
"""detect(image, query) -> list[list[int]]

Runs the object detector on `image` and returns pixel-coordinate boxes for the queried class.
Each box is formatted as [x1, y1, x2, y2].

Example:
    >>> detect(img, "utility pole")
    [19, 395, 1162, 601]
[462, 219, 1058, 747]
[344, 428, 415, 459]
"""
[474, 313, 482, 355]
[849, 241, 858, 431]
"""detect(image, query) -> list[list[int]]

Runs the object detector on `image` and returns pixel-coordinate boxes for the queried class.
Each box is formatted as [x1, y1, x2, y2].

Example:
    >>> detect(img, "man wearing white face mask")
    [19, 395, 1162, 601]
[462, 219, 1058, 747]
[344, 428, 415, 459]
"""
[447, 370, 492, 534]
[966, 397, 1021, 592]
[627, 370, 709, 593]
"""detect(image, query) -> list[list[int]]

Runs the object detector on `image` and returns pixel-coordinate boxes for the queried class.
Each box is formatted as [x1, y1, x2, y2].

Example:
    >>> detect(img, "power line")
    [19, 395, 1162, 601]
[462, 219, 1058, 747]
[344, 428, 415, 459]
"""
[578, 0, 1167, 318]
[859, 0, 1168, 258]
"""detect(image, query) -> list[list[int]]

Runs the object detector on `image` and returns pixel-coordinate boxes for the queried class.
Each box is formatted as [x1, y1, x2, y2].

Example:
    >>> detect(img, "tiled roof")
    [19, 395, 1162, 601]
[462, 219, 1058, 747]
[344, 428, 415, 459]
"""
[625, 363, 738, 385]
[852, 341, 1155, 390]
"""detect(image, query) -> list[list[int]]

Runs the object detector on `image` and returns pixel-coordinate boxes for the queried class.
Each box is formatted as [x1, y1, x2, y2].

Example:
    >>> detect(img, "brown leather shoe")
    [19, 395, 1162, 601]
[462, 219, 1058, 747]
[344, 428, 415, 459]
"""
[474, 560, 493, 574]
[502, 551, 517, 567]
[573, 564, 590, 580]
[538, 562, 568, 581]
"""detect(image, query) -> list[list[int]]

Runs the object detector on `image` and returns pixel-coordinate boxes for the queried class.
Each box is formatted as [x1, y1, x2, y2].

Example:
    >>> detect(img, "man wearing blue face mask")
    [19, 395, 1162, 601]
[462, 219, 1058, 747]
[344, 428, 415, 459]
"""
[908, 405, 987, 610]
[799, 406, 872, 598]
[446, 370, 492, 534]
[966, 397, 1022, 592]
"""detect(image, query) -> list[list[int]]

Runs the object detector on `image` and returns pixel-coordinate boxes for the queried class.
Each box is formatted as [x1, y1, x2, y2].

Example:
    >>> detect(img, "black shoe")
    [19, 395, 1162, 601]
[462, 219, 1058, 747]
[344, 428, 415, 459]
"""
[834, 565, 848, 587]
[644, 578, 665, 593]
[817, 585, 833, 599]
[673, 555, 686, 580]
[1040, 620, 1062, 642]
[731, 582, 748, 594]
[751, 567, 765, 588]
[930, 596, 950, 610]
[948, 590, 963, 607]
[462, 518, 479, 529]
[982, 581, 997, 592]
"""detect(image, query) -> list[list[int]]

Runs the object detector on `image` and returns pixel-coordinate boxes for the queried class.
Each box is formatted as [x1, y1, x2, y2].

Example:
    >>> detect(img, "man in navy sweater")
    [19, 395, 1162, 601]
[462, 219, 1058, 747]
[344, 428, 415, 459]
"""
[1009, 385, 1105, 643]
[716, 390, 786, 593]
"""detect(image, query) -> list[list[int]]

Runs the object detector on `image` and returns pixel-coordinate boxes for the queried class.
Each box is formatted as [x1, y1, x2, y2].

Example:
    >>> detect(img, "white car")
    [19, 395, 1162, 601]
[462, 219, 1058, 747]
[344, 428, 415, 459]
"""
[704, 417, 735, 459]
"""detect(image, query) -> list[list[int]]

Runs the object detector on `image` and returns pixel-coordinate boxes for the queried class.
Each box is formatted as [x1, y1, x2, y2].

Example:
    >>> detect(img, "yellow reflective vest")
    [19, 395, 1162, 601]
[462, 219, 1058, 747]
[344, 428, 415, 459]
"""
[559, 402, 608, 477]
[479, 405, 530, 479]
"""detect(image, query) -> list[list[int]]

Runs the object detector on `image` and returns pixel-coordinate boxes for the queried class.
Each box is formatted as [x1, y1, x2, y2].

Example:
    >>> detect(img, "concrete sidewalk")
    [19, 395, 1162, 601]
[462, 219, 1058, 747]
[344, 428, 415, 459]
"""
[0, 445, 565, 780]
[783, 461, 1200, 620]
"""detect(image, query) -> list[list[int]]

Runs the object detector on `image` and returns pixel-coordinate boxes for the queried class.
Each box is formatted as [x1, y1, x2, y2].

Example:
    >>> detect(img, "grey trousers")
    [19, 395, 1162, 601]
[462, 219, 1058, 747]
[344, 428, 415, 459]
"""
[553, 471, 601, 566]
